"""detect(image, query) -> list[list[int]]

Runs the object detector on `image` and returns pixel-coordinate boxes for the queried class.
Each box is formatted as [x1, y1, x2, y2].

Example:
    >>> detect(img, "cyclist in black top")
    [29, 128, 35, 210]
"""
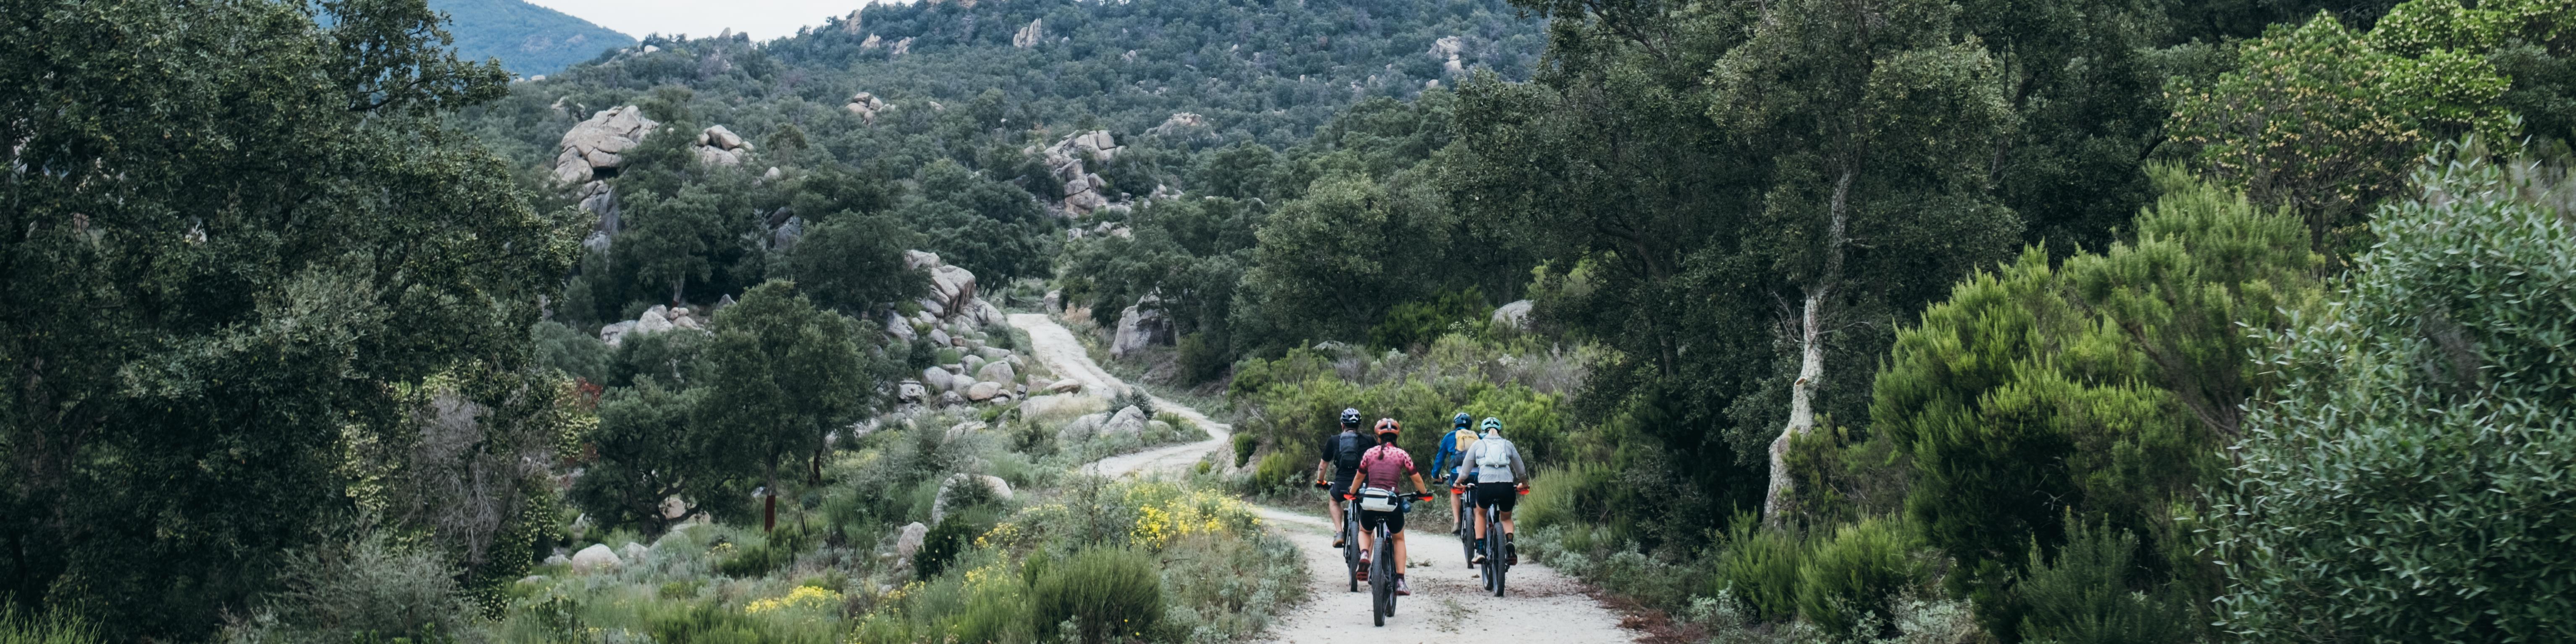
[1312, 407, 1367, 547]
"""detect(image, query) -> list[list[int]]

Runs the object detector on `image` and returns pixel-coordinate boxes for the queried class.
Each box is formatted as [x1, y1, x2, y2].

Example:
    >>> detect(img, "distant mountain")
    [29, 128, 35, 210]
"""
[432, 0, 636, 77]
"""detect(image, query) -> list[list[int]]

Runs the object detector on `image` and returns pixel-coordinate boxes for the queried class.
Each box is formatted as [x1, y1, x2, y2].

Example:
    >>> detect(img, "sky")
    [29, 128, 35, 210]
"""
[525, 0, 890, 41]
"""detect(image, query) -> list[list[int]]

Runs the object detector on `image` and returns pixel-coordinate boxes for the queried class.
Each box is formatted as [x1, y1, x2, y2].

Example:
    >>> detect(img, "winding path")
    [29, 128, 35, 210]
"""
[1010, 312, 1644, 642]
[1008, 313, 1233, 478]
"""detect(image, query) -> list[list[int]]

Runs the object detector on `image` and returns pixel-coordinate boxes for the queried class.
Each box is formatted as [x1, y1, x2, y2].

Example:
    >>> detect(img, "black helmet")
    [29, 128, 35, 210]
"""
[1452, 412, 1473, 429]
[1340, 408, 1362, 428]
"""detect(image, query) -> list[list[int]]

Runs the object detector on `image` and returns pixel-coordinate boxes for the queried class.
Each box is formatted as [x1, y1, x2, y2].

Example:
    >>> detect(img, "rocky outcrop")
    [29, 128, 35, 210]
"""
[893, 521, 929, 560]
[600, 305, 704, 347]
[1033, 131, 1125, 217]
[1431, 36, 1468, 76]
[1103, 405, 1148, 438]
[890, 37, 914, 55]
[904, 250, 982, 321]
[1492, 299, 1534, 330]
[861, 34, 882, 50]
[845, 92, 894, 124]
[554, 105, 659, 184]
[1011, 19, 1045, 48]
[932, 473, 1014, 523]
[838, 9, 863, 34]
[1109, 293, 1173, 357]
[570, 543, 622, 571]
[694, 125, 753, 167]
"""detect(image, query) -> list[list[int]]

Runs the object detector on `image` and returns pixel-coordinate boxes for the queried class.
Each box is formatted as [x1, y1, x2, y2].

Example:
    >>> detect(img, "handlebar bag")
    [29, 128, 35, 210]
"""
[1357, 486, 1400, 513]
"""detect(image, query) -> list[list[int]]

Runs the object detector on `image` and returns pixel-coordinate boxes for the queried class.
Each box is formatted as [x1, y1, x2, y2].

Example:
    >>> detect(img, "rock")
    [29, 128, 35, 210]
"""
[660, 495, 690, 520]
[715, 294, 736, 310]
[890, 37, 913, 56]
[582, 230, 611, 253]
[1058, 412, 1107, 443]
[1109, 293, 1173, 357]
[620, 542, 651, 564]
[975, 360, 1016, 385]
[1103, 405, 1148, 438]
[920, 367, 954, 392]
[945, 420, 988, 441]
[599, 320, 639, 347]
[966, 381, 1001, 401]
[693, 125, 752, 166]
[886, 313, 919, 342]
[634, 307, 674, 335]
[967, 299, 1007, 327]
[928, 265, 979, 314]
[838, 9, 862, 34]
[860, 34, 882, 50]
[903, 249, 943, 270]
[1043, 289, 1063, 313]
[1492, 299, 1534, 330]
[554, 105, 659, 184]
[1048, 380, 1084, 394]
[673, 315, 702, 330]
[928, 328, 952, 347]
[963, 355, 987, 376]
[1011, 19, 1045, 48]
[1147, 419, 1173, 437]
[932, 473, 1015, 523]
[571, 544, 622, 571]
[937, 390, 965, 407]
[518, 575, 548, 586]
[898, 381, 927, 402]
[1019, 394, 1090, 420]
[845, 92, 894, 124]
[544, 554, 572, 567]
[893, 522, 929, 560]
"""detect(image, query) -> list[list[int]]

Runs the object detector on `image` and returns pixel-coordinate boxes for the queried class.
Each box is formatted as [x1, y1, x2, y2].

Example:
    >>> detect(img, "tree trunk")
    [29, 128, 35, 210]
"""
[1765, 167, 1855, 523]
[764, 492, 777, 532]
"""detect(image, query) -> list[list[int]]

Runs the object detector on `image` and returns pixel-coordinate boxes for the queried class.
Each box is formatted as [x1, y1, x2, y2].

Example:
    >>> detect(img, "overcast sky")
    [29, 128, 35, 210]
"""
[524, 0, 890, 41]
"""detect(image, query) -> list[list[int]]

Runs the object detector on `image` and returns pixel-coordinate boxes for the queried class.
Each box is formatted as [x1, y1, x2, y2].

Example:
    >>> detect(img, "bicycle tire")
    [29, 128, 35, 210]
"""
[1344, 512, 1360, 593]
[1382, 523, 1400, 617]
[1487, 505, 1508, 597]
[1371, 524, 1389, 626]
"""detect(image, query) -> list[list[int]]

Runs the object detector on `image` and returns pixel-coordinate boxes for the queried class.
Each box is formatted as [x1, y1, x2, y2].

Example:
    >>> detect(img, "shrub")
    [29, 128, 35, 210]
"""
[913, 514, 979, 578]
[1231, 432, 1258, 468]
[1252, 452, 1299, 492]
[2017, 518, 2196, 644]
[646, 602, 830, 644]
[714, 523, 809, 578]
[1367, 287, 1488, 352]
[226, 535, 479, 643]
[532, 321, 613, 384]
[0, 606, 98, 644]
[2208, 147, 2576, 641]
[1029, 547, 1164, 643]
[1176, 332, 1231, 384]
[1717, 518, 1808, 622]
[1796, 518, 1925, 636]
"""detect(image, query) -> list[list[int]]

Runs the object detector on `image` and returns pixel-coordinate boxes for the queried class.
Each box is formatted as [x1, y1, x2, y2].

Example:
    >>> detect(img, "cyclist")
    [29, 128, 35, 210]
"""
[1429, 412, 1481, 535]
[1312, 407, 1368, 547]
[1352, 418, 1434, 595]
[1463, 417, 1528, 566]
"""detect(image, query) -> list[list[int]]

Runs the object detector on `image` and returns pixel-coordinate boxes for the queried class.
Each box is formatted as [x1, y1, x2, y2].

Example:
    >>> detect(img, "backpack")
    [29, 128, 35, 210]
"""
[1332, 432, 1365, 472]
[1476, 436, 1514, 469]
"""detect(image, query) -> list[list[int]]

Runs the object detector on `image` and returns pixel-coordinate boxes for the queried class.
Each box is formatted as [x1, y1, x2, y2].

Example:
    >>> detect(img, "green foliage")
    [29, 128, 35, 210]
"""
[698, 281, 890, 486]
[1230, 433, 1258, 468]
[533, 321, 615, 384]
[646, 602, 830, 644]
[227, 535, 481, 643]
[1029, 547, 1163, 644]
[777, 213, 926, 316]
[712, 525, 808, 578]
[1719, 520, 1811, 623]
[2015, 518, 2198, 644]
[2166, 0, 2560, 253]
[572, 377, 737, 532]
[1870, 171, 2318, 637]
[0, 606, 97, 644]
[0, 0, 571, 636]
[2207, 145, 2576, 642]
[912, 515, 979, 579]
[1796, 518, 1928, 637]
[1368, 287, 1490, 352]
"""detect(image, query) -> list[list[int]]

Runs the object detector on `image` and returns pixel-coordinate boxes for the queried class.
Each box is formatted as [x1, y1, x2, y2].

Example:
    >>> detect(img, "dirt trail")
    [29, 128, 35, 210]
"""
[1013, 312, 1639, 642]
[1253, 507, 1642, 643]
[1008, 313, 1232, 478]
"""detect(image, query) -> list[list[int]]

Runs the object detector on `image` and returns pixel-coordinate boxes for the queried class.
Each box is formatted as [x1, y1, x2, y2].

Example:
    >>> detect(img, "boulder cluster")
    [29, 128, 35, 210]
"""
[1011, 19, 1045, 48]
[598, 304, 707, 347]
[553, 105, 658, 185]
[845, 92, 895, 124]
[1035, 130, 1126, 216]
[1053, 404, 1170, 444]
[693, 125, 754, 167]
[1430, 36, 1468, 76]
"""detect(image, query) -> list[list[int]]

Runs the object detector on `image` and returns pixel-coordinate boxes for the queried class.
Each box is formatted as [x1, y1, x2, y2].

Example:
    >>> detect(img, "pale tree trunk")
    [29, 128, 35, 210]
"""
[1765, 167, 1854, 523]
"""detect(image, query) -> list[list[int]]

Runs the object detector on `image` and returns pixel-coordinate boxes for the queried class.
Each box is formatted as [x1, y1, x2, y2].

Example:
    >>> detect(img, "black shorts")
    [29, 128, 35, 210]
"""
[1476, 482, 1518, 513]
[1327, 473, 1356, 499]
[1359, 508, 1406, 534]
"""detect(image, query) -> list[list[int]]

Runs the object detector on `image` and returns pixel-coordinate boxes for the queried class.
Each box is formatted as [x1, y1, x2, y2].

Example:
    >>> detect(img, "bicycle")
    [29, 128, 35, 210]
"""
[1451, 484, 1477, 567]
[1473, 486, 1531, 597]
[1318, 480, 1363, 592]
[1351, 489, 1436, 626]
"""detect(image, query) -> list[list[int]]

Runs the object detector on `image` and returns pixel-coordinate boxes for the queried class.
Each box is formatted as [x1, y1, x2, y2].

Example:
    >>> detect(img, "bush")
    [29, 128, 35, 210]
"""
[1796, 518, 1927, 636]
[1251, 452, 1299, 492]
[2208, 147, 2576, 641]
[226, 535, 479, 643]
[714, 523, 809, 578]
[1231, 432, 1258, 468]
[1029, 547, 1164, 644]
[0, 607, 98, 644]
[1367, 287, 1488, 352]
[2017, 518, 2196, 644]
[1176, 333, 1232, 384]
[913, 514, 979, 578]
[533, 321, 612, 384]
[1718, 518, 1809, 622]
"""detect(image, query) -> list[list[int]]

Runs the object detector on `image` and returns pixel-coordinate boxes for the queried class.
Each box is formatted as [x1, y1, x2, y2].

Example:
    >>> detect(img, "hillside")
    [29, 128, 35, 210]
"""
[432, 0, 636, 76]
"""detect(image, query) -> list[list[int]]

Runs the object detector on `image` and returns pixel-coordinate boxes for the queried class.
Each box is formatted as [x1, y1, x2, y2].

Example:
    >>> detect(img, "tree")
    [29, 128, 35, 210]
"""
[0, 0, 577, 637]
[1240, 172, 1453, 344]
[570, 376, 734, 533]
[693, 281, 888, 530]
[779, 212, 927, 316]
[1870, 171, 2319, 636]
[2207, 145, 2576, 642]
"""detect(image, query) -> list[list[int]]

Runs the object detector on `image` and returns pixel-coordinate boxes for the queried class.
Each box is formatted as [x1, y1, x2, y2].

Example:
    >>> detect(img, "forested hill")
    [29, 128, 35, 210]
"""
[429, 0, 635, 76]
[460, 0, 1545, 168]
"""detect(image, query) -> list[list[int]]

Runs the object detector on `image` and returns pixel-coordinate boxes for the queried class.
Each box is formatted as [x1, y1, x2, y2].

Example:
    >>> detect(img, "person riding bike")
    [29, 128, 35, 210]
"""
[1351, 418, 1434, 596]
[1463, 417, 1529, 566]
[1312, 407, 1368, 547]
[1429, 412, 1481, 534]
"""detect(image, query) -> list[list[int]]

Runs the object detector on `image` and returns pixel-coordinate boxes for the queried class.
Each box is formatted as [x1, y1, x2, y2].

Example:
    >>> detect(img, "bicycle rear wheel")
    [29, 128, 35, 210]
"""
[1371, 525, 1390, 626]
[1486, 506, 1507, 597]
[1344, 506, 1361, 593]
